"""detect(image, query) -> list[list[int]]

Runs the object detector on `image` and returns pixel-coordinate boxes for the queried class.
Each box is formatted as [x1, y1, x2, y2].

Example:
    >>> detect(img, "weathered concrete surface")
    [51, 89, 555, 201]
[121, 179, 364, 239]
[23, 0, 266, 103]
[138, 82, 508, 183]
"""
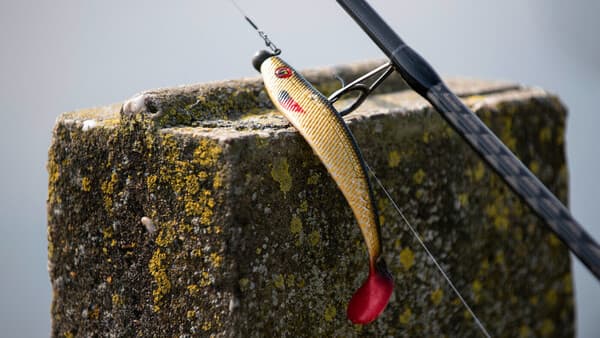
[48, 60, 573, 337]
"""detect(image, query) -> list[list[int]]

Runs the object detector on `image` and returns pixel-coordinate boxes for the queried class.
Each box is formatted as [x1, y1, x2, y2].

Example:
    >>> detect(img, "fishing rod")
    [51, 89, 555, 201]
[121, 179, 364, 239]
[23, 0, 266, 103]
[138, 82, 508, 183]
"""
[229, 0, 491, 335]
[334, 0, 600, 281]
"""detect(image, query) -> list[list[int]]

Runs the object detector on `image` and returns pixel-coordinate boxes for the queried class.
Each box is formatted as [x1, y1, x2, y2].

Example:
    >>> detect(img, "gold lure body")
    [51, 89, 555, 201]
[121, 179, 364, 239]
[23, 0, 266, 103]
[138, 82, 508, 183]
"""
[260, 55, 381, 262]
[255, 52, 393, 324]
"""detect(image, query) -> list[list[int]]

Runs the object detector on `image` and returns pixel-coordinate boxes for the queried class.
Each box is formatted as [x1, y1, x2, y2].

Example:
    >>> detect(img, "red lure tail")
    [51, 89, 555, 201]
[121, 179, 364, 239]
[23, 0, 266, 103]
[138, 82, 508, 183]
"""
[347, 258, 394, 324]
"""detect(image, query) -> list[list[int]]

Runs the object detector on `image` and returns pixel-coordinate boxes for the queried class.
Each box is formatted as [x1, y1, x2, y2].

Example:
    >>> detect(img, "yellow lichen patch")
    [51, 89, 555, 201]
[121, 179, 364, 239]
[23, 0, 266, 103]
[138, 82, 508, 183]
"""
[529, 295, 539, 305]
[471, 162, 486, 182]
[81, 177, 91, 192]
[199, 271, 213, 287]
[307, 172, 320, 185]
[286, 274, 296, 288]
[185, 174, 200, 195]
[155, 221, 177, 247]
[399, 247, 415, 270]
[398, 307, 412, 325]
[540, 319, 555, 336]
[112, 293, 123, 307]
[412, 169, 426, 185]
[544, 289, 558, 307]
[324, 304, 337, 322]
[239, 278, 250, 292]
[210, 252, 223, 268]
[212, 172, 222, 189]
[146, 175, 157, 191]
[184, 189, 214, 223]
[290, 215, 303, 234]
[457, 193, 469, 207]
[519, 324, 532, 338]
[486, 199, 511, 232]
[273, 274, 285, 289]
[495, 251, 505, 266]
[271, 157, 292, 193]
[547, 233, 561, 247]
[101, 172, 119, 211]
[47, 238, 54, 260]
[472, 280, 482, 303]
[101, 172, 118, 195]
[47, 156, 60, 204]
[187, 310, 196, 319]
[102, 226, 113, 240]
[463, 309, 472, 320]
[388, 150, 401, 168]
[539, 126, 552, 143]
[192, 139, 222, 167]
[299, 200, 308, 213]
[187, 284, 199, 294]
[529, 161, 540, 175]
[202, 321, 212, 331]
[89, 306, 100, 320]
[191, 248, 202, 258]
[149, 249, 170, 309]
[480, 259, 490, 273]
[556, 126, 565, 145]
[430, 288, 444, 305]
[64, 332, 74, 338]
[563, 273, 573, 294]
[308, 230, 321, 246]
[422, 131, 430, 144]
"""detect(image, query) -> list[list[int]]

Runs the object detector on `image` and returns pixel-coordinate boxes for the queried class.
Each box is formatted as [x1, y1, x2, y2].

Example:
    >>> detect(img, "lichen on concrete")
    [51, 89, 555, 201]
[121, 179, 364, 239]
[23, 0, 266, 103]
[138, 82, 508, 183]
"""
[48, 60, 573, 337]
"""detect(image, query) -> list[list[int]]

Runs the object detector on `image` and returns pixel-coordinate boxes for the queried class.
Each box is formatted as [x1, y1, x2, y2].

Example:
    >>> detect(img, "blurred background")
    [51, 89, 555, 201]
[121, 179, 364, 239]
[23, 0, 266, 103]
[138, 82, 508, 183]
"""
[0, 0, 598, 336]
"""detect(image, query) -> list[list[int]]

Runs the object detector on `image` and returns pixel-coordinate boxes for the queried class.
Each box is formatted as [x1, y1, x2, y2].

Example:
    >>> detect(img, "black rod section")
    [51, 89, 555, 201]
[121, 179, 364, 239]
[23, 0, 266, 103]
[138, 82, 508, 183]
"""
[337, 0, 600, 280]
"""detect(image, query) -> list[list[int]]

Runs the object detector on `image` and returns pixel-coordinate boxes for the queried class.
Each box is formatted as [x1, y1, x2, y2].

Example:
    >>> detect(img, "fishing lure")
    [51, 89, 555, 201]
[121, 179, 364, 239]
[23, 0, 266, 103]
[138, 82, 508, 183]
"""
[253, 49, 393, 324]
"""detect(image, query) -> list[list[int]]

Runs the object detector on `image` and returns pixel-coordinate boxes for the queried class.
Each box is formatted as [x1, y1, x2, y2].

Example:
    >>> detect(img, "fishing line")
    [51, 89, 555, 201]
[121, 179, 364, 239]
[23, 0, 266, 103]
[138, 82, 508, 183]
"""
[367, 165, 491, 338]
[229, 0, 281, 55]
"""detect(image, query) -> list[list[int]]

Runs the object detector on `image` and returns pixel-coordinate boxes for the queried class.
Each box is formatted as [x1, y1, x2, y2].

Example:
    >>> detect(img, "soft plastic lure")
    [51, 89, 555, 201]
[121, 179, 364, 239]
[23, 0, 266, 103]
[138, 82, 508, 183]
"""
[253, 50, 394, 324]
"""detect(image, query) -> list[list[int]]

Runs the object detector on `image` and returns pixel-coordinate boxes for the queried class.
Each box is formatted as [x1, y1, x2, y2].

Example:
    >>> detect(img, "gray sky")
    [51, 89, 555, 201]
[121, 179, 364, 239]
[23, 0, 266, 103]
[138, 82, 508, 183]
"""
[0, 0, 598, 336]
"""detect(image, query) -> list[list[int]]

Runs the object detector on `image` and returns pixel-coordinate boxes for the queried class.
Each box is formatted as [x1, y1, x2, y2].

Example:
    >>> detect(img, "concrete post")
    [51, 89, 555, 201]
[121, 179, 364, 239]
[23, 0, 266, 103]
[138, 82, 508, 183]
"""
[47, 60, 573, 337]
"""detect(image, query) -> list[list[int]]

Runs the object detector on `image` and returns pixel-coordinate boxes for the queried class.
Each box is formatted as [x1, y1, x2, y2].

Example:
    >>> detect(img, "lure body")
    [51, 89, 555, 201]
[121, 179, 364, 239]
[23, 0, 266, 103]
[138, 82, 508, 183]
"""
[255, 51, 393, 324]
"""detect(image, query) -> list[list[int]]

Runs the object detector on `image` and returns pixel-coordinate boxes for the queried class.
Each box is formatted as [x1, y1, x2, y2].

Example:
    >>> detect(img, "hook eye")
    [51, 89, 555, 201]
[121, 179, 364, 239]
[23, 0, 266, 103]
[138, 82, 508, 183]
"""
[330, 84, 370, 116]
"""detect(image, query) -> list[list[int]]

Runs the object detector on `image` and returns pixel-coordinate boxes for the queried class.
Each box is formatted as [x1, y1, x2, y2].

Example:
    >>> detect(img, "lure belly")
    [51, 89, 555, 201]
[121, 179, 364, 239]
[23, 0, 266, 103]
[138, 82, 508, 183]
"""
[254, 50, 393, 324]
